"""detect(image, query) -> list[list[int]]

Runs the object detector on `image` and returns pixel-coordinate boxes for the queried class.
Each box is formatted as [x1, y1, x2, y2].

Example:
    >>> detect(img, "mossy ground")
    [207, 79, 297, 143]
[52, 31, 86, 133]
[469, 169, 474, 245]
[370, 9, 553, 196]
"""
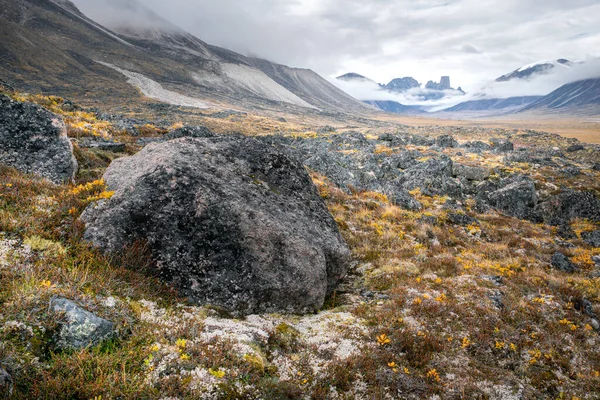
[1, 92, 600, 399]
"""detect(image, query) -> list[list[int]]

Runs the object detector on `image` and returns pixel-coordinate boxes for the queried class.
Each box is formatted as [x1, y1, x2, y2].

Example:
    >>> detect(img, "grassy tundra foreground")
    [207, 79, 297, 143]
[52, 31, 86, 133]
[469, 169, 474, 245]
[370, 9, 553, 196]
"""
[1, 91, 600, 399]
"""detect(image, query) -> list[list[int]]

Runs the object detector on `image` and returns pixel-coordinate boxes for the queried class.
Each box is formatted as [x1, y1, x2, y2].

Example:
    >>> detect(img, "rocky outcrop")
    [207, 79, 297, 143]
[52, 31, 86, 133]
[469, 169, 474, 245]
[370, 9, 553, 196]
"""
[551, 252, 577, 273]
[537, 190, 600, 225]
[398, 156, 463, 198]
[582, 231, 600, 248]
[0, 95, 77, 183]
[81, 137, 351, 315]
[453, 164, 490, 182]
[482, 176, 539, 221]
[50, 297, 115, 350]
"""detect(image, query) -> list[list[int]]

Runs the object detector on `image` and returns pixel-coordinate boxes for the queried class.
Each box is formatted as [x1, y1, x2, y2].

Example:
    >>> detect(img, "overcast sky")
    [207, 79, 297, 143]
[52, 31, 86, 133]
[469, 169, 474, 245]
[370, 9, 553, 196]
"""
[72, 0, 600, 93]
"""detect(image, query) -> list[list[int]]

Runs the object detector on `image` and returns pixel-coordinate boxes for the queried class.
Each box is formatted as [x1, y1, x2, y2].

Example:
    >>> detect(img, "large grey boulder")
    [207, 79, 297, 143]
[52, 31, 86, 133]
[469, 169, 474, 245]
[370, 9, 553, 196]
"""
[486, 176, 538, 220]
[50, 297, 115, 350]
[0, 95, 77, 183]
[81, 137, 351, 315]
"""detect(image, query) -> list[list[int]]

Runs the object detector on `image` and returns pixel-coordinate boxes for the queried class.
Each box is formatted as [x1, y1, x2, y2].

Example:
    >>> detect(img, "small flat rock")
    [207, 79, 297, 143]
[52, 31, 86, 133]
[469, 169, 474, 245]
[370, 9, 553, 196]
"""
[50, 297, 115, 350]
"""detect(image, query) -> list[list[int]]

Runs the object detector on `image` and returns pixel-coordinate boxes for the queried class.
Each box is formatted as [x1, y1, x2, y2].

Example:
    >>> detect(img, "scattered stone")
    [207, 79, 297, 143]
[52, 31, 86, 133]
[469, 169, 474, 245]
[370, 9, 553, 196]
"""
[318, 125, 336, 133]
[453, 163, 490, 181]
[550, 252, 577, 273]
[573, 298, 596, 318]
[446, 211, 478, 226]
[487, 290, 504, 309]
[77, 137, 126, 152]
[50, 297, 115, 350]
[490, 138, 514, 153]
[81, 137, 351, 315]
[592, 163, 600, 171]
[0, 368, 12, 397]
[0, 94, 77, 183]
[582, 230, 600, 247]
[207, 110, 247, 119]
[462, 141, 492, 153]
[562, 166, 581, 177]
[163, 125, 214, 140]
[434, 134, 458, 148]
[566, 144, 585, 152]
[481, 275, 504, 286]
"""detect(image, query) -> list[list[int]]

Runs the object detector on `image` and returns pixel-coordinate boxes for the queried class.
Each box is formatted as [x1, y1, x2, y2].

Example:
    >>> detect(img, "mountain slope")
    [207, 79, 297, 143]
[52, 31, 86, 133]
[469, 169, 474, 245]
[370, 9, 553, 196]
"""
[0, 0, 369, 113]
[520, 78, 600, 112]
[443, 96, 542, 112]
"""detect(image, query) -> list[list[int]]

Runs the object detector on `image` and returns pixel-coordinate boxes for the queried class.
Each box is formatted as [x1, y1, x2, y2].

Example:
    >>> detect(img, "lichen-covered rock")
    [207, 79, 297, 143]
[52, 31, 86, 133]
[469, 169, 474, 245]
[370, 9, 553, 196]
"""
[566, 144, 585, 152]
[462, 141, 492, 153]
[50, 297, 115, 350]
[0, 368, 12, 398]
[537, 190, 600, 225]
[486, 176, 539, 221]
[490, 138, 514, 153]
[582, 231, 600, 248]
[551, 252, 577, 273]
[163, 125, 215, 140]
[453, 163, 490, 181]
[81, 137, 351, 315]
[0, 94, 77, 183]
[434, 134, 458, 148]
[398, 156, 463, 197]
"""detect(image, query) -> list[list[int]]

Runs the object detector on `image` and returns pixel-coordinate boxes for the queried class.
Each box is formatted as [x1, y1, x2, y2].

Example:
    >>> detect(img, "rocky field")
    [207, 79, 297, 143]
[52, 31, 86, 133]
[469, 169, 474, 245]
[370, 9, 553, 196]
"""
[1, 87, 600, 399]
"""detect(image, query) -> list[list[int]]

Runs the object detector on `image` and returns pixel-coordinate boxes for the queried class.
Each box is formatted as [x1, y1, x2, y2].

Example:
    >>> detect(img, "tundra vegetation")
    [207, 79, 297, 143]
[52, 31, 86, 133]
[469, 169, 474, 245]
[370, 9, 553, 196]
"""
[1, 89, 599, 399]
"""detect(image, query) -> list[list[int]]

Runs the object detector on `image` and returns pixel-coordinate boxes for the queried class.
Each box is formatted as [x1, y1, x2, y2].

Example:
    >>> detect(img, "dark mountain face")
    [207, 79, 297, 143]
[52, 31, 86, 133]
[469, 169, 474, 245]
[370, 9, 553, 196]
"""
[520, 78, 600, 112]
[0, 0, 369, 114]
[363, 100, 423, 115]
[425, 76, 451, 90]
[443, 96, 542, 112]
[384, 77, 420, 93]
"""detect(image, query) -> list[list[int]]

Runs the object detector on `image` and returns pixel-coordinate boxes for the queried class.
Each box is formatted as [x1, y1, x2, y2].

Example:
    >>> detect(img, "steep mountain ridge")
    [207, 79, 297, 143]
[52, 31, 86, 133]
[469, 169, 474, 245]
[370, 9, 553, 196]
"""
[520, 78, 600, 113]
[0, 0, 369, 113]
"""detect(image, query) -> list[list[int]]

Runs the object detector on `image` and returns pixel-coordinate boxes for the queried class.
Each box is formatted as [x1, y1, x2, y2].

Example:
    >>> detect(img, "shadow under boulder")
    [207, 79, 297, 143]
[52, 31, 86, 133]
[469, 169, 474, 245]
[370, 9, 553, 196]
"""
[81, 137, 351, 315]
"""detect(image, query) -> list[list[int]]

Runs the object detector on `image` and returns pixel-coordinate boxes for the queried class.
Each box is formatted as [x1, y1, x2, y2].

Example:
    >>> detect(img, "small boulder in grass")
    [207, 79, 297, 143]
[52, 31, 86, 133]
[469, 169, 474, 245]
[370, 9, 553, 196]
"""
[550, 252, 577, 273]
[50, 297, 115, 351]
[0, 368, 12, 397]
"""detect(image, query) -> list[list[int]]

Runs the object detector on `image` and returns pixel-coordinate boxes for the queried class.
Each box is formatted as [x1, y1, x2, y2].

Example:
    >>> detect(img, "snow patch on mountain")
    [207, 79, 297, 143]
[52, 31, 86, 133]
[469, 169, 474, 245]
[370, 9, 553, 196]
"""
[96, 61, 212, 109]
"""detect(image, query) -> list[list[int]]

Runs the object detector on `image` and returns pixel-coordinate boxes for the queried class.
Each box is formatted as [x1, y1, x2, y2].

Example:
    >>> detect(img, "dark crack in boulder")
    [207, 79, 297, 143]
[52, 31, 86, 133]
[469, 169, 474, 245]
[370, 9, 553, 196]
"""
[81, 137, 351, 315]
